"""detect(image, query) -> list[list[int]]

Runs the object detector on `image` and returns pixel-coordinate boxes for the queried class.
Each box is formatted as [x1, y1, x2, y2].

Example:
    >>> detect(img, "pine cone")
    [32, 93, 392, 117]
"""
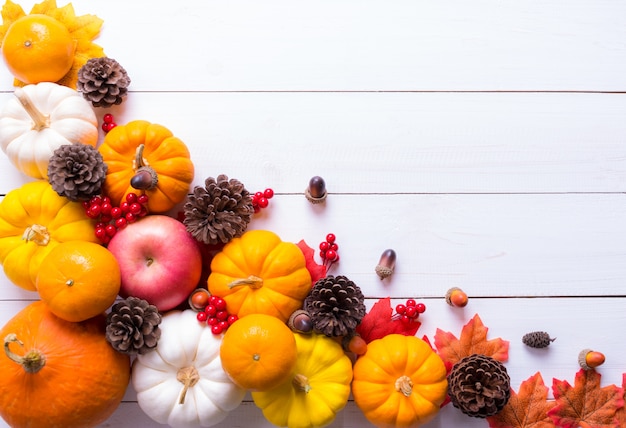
[448, 354, 511, 418]
[522, 331, 556, 348]
[183, 174, 253, 245]
[106, 297, 162, 355]
[303, 275, 366, 337]
[47, 144, 107, 201]
[77, 57, 130, 108]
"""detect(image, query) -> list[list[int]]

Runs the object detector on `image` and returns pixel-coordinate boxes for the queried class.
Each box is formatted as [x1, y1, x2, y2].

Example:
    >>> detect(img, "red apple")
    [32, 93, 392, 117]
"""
[107, 215, 202, 311]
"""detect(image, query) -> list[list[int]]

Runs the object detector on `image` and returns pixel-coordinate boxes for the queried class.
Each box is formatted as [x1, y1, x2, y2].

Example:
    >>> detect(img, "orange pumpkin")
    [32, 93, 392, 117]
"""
[36, 241, 121, 322]
[352, 334, 448, 428]
[0, 301, 131, 428]
[208, 230, 312, 322]
[98, 120, 194, 213]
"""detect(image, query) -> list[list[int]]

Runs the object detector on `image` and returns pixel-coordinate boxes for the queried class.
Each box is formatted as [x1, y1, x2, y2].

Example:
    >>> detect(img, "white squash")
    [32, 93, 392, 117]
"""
[132, 310, 247, 428]
[0, 82, 98, 179]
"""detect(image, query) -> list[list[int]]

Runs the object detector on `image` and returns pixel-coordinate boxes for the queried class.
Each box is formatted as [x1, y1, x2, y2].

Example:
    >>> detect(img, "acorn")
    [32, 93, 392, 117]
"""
[445, 287, 468, 307]
[130, 144, 158, 190]
[578, 349, 605, 370]
[375, 249, 396, 279]
[305, 176, 327, 204]
[288, 309, 313, 334]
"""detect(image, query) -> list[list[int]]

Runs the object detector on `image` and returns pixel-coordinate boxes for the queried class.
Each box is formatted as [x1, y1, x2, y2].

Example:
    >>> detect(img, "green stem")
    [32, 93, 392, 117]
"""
[4, 334, 46, 374]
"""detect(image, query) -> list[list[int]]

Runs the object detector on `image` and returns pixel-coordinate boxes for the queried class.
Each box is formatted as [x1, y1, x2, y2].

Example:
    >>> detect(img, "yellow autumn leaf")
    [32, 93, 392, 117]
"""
[0, 0, 104, 88]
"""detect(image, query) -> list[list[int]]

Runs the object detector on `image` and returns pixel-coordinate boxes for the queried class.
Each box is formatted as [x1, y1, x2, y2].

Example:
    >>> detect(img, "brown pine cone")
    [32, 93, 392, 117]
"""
[303, 275, 366, 337]
[47, 144, 107, 201]
[77, 57, 130, 108]
[106, 297, 162, 355]
[448, 354, 511, 418]
[183, 174, 254, 245]
[522, 331, 556, 348]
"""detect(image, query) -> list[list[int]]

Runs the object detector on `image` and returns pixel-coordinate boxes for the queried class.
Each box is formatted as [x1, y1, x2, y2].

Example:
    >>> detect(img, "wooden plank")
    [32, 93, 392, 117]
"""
[0, 193, 624, 297]
[1, 0, 625, 92]
[2, 92, 625, 194]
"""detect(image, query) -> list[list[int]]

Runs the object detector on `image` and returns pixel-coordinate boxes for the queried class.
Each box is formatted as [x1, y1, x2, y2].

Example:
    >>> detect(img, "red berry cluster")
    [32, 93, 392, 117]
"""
[196, 295, 239, 335]
[394, 299, 426, 324]
[102, 114, 117, 133]
[252, 188, 274, 213]
[83, 193, 149, 244]
[319, 233, 340, 269]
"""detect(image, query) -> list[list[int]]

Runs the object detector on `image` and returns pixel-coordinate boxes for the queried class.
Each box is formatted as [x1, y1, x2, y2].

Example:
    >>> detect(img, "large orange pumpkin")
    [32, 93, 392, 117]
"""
[0, 301, 131, 428]
[208, 230, 312, 322]
[352, 334, 448, 428]
[98, 120, 194, 213]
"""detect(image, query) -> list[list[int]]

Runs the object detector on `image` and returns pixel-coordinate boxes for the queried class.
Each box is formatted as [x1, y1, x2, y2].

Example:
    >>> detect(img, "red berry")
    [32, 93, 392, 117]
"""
[416, 303, 426, 313]
[264, 188, 274, 199]
[209, 295, 219, 305]
[214, 298, 227, 311]
[218, 321, 229, 331]
[102, 196, 111, 204]
[319, 241, 330, 251]
[204, 305, 217, 317]
[125, 212, 137, 223]
[100, 202, 112, 215]
[253, 205, 261, 214]
[94, 227, 107, 240]
[400, 315, 411, 324]
[137, 194, 149, 205]
[129, 203, 142, 215]
[110, 207, 123, 219]
[395, 304, 406, 315]
[101, 235, 111, 245]
[207, 317, 219, 326]
[138, 206, 149, 217]
[333, 254, 340, 263]
[211, 324, 223, 335]
[103, 113, 114, 124]
[405, 306, 418, 318]
[326, 233, 336, 243]
[329, 243, 338, 251]
[196, 312, 208, 322]
[227, 314, 238, 325]
[89, 196, 102, 206]
[406, 299, 416, 307]
[319, 250, 327, 260]
[254, 191, 263, 200]
[100, 215, 112, 224]
[102, 122, 116, 132]
[105, 224, 117, 238]
[216, 310, 229, 321]
[115, 217, 127, 229]
[126, 193, 138, 204]
[257, 197, 269, 208]
[82, 200, 90, 210]
[119, 201, 130, 213]
[325, 249, 337, 262]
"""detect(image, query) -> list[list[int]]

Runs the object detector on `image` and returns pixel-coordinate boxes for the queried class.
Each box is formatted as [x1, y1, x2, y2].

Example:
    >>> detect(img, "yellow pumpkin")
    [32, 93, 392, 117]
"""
[98, 120, 194, 213]
[208, 230, 312, 322]
[0, 181, 98, 291]
[252, 333, 353, 428]
[352, 334, 448, 428]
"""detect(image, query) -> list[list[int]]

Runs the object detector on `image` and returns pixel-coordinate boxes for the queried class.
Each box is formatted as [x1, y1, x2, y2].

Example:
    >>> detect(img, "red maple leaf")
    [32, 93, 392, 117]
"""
[487, 372, 556, 428]
[433, 313, 509, 367]
[355, 297, 421, 343]
[547, 369, 624, 428]
[296, 240, 326, 285]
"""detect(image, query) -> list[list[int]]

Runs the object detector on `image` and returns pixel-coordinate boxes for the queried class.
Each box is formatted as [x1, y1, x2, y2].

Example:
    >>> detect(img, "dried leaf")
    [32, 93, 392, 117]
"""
[355, 297, 420, 343]
[0, 0, 104, 88]
[296, 240, 326, 285]
[487, 372, 556, 428]
[547, 369, 624, 428]
[614, 374, 626, 426]
[434, 313, 509, 367]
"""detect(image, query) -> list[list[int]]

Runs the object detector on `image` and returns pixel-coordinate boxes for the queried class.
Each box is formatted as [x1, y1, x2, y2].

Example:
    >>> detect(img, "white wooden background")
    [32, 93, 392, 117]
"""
[1, 1, 626, 427]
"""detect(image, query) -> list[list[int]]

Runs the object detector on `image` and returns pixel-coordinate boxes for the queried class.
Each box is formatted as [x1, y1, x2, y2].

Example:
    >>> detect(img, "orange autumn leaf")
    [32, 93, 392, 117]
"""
[614, 374, 626, 426]
[487, 372, 556, 428]
[434, 313, 509, 367]
[547, 369, 624, 428]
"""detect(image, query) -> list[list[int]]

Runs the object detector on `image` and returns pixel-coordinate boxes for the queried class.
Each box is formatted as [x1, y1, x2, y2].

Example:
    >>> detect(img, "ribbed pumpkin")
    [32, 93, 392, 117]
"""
[98, 120, 194, 213]
[352, 334, 448, 428]
[252, 333, 353, 428]
[0, 301, 131, 428]
[0, 180, 98, 291]
[208, 230, 312, 322]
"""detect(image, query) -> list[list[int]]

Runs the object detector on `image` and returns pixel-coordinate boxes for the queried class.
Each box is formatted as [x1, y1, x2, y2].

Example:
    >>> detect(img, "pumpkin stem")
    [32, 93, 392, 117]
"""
[13, 87, 50, 131]
[395, 375, 413, 397]
[131, 144, 158, 190]
[228, 275, 264, 289]
[292, 373, 312, 393]
[176, 366, 200, 405]
[4, 334, 46, 374]
[22, 224, 50, 246]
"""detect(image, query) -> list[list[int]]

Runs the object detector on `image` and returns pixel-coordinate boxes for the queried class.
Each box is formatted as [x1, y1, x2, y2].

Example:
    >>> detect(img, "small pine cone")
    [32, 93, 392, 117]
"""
[77, 57, 130, 107]
[183, 174, 254, 245]
[522, 331, 556, 349]
[47, 144, 107, 201]
[106, 297, 162, 355]
[303, 275, 366, 337]
[448, 354, 511, 418]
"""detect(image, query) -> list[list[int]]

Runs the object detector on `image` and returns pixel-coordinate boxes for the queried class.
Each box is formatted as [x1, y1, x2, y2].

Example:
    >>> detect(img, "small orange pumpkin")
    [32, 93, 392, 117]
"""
[352, 334, 448, 428]
[208, 230, 312, 322]
[98, 120, 194, 213]
[0, 301, 131, 428]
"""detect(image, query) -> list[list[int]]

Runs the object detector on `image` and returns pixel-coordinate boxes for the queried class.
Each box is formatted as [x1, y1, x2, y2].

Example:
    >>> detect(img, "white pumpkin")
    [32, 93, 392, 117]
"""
[132, 310, 247, 428]
[0, 81, 98, 179]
